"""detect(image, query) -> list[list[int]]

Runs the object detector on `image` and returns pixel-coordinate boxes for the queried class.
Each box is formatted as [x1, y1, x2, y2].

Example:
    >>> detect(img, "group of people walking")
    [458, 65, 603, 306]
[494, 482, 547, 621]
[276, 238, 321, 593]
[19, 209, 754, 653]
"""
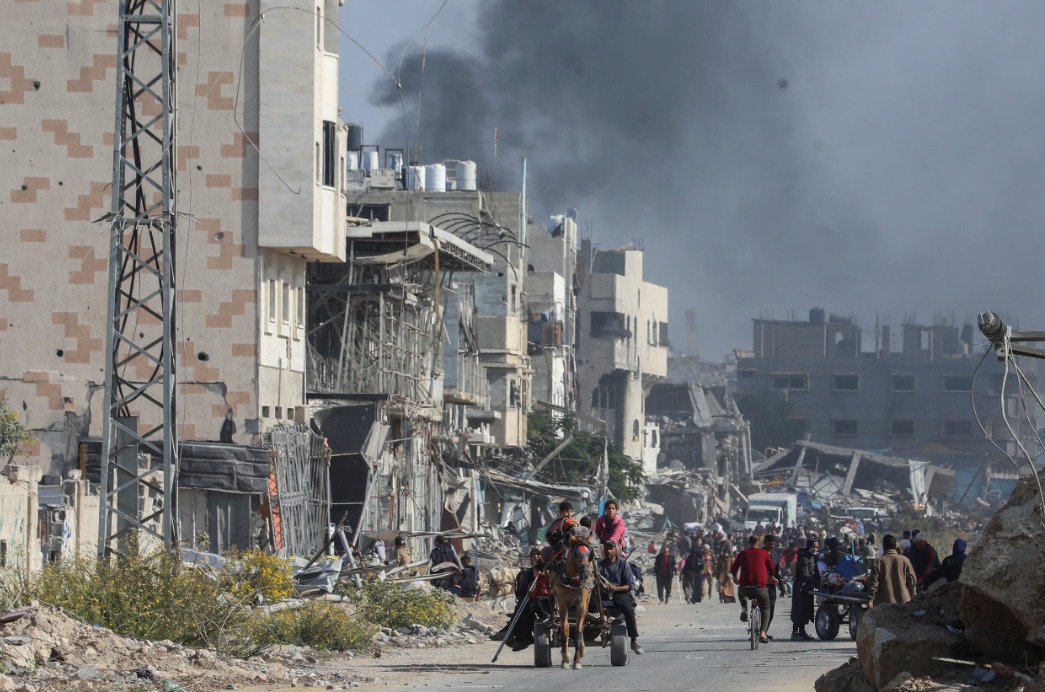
[648, 522, 969, 644]
[492, 500, 971, 653]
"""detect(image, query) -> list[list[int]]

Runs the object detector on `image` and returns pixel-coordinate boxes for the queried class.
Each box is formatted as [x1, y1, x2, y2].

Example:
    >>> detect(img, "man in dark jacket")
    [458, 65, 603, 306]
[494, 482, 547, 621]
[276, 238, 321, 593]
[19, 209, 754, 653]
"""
[908, 533, 940, 588]
[681, 544, 703, 603]
[867, 534, 917, 607]
[653, 544, 677, 604]
[924, 539, 966, 588]
[790, 538, 819, 640]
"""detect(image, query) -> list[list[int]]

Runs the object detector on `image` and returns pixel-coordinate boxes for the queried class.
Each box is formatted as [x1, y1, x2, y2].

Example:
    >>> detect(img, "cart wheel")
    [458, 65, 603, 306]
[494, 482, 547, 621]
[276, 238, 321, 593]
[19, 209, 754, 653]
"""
[610, 623, 629, 667]
[848, 606, 863, 640]
[815, 603, 840, 641]
[534, 622, 552, 668]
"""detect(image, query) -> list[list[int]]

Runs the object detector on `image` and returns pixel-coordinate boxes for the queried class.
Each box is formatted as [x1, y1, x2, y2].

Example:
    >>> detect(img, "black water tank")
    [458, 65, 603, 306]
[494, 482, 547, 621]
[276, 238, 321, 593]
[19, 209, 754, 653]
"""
[347, 124, 364, 151]
[809, 307, 825, 325]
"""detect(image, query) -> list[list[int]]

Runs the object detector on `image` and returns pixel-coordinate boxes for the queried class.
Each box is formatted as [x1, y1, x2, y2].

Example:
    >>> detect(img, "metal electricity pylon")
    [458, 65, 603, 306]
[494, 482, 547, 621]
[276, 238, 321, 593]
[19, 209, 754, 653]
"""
[98, 0, 179, 558]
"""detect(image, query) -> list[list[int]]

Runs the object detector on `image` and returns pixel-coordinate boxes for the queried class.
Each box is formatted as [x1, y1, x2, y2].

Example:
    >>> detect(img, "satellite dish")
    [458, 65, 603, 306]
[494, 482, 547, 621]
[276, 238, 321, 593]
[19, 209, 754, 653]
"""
[565, 207, 579, 220]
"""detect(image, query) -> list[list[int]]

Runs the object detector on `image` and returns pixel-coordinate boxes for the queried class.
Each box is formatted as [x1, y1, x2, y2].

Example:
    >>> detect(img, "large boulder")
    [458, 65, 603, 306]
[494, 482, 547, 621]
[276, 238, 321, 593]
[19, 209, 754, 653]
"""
[856, 600, 966, 689]
[959, 476, 1045, 665]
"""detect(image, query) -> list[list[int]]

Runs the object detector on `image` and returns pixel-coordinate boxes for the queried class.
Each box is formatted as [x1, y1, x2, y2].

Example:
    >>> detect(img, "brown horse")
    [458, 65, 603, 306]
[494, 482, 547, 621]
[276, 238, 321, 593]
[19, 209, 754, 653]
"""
[548, 534, 595, 669]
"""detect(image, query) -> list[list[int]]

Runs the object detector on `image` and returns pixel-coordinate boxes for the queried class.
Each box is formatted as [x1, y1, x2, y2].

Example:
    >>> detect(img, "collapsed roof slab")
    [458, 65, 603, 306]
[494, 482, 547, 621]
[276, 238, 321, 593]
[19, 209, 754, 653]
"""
[757, 439, 955, 501]
[347, 221, 494, 273]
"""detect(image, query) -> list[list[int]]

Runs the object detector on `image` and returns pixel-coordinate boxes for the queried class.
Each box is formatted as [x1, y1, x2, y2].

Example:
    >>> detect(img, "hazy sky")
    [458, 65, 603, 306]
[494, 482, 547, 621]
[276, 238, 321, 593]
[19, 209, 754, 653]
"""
[338, 1, 1045, 360]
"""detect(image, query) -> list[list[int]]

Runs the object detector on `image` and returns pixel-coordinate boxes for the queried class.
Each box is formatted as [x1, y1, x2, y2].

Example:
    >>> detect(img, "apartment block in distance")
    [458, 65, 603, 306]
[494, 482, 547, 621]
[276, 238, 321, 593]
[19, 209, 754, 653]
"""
[734, 308, 1037, 463]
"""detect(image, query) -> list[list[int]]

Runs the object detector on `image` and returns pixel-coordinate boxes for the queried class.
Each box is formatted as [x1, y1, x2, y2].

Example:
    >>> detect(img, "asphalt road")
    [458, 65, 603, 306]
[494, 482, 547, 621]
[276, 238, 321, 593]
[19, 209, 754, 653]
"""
[373, 591, 858, 691]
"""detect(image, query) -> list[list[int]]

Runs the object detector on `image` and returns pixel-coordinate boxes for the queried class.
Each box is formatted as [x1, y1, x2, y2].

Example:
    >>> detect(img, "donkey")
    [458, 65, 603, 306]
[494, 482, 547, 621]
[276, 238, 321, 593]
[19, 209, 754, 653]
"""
[548, 530, 595, 669]
[485, 565, 521, 611]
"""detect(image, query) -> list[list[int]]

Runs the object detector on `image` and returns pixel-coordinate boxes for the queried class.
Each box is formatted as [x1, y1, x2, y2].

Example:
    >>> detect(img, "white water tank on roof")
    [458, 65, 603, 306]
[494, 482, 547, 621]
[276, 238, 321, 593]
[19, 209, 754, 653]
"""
[346, 151, 359, 171]
[455, 160, 477, 191]
[407, 165, 426, 191]
[425, 163, 446, 192]
[362, 150, 380, 171]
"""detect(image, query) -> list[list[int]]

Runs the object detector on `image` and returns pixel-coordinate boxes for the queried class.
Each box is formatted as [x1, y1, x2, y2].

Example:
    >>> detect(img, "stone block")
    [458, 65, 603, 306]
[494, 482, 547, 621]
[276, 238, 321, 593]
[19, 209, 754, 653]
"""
[959, 476, 1045, 665]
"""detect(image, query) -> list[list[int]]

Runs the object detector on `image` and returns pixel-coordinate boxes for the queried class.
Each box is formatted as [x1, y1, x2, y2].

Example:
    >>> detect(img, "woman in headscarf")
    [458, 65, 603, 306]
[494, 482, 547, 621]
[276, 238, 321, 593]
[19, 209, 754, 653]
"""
[716, 546, 736, 603]
[923, 538, 967, 588]
[698, 544, 715, 601]
[790, 538, 820, 640]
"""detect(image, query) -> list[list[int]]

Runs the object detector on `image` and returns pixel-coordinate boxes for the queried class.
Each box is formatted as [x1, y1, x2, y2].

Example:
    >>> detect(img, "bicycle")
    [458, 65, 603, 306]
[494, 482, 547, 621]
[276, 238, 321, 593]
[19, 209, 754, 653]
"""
[747, 602, 762, 650]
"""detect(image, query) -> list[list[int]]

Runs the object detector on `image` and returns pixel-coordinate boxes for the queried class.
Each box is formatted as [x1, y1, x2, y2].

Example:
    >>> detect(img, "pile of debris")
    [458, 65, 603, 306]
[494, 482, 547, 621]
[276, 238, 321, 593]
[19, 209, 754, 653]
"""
[0, 605, 295, 691]
[816, 476, 1045, 692]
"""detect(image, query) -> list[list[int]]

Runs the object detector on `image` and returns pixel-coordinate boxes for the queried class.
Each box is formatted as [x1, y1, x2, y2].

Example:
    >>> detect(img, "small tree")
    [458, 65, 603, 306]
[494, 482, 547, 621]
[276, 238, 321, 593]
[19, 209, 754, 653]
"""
[526, 412, 646, 503]
[0, 396, 32, 461]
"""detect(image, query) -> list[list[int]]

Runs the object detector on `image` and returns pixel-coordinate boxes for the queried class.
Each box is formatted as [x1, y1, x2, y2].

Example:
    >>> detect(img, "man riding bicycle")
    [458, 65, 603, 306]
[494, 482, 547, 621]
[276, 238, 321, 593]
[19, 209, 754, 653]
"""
[729, 534, 777, 644]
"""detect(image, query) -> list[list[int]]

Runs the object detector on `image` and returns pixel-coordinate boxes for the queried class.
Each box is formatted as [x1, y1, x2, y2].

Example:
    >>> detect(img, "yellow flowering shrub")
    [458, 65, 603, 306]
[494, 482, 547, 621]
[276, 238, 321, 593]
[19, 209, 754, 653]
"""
[222, 549, 295, 602]
[360, 582, 456, 630]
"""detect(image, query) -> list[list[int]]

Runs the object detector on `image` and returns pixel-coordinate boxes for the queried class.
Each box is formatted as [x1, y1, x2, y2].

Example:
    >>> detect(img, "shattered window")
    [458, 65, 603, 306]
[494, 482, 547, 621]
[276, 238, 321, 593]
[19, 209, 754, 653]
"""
[892, 375, 916, 392]
[771, 373, 808, 391]
[891, 419, 915, 436]
[833, 374, 859, 391]
[942, 420, 973, 437]
[590, 311, 628, 338]
[833, 419, 858, 436]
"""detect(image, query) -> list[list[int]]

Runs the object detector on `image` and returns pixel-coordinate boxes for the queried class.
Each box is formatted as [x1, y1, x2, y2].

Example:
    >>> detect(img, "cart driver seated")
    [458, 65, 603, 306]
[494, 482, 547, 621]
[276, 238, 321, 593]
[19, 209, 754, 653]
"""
[598, 539, 644, 655]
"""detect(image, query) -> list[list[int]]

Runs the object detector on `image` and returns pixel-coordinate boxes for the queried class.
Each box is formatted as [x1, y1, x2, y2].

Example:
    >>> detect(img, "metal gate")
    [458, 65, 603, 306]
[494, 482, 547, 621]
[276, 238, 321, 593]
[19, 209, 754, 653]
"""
[266, 424, 330, 557]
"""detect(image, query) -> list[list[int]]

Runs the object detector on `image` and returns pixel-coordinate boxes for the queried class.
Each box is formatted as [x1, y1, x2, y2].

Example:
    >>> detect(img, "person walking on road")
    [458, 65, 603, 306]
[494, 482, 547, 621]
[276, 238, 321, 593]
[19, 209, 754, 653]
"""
[789, 538, 819, 640]
[729, 534, 777, 644]
[681, 543, 703, 603]
[924, 538, 967, 588]
[761, 534, 784, 639]
[867, 534, 917, 607]
[908, 533, 940, 589]
[716, 546, 736, 603]
[654, 544, 676, 604]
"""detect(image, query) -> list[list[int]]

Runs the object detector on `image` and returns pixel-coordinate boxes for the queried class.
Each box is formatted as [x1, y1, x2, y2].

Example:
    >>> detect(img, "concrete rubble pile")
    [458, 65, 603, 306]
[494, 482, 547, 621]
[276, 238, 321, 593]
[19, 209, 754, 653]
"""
[816, 476, 1045, 692]
[0, 605, 295, 691]
[0, 593, 499, 691]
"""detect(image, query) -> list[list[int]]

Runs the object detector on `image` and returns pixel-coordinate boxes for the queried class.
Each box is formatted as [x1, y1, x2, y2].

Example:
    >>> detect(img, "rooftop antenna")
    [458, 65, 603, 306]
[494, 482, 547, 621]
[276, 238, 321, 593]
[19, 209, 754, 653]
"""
[412, 38, 428, 164]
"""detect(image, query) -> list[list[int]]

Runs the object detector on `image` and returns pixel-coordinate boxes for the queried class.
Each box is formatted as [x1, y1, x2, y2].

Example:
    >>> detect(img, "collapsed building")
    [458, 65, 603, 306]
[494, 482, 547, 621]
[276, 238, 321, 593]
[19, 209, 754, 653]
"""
[643, 382, 754, 526]
[755, 439, 956, 518]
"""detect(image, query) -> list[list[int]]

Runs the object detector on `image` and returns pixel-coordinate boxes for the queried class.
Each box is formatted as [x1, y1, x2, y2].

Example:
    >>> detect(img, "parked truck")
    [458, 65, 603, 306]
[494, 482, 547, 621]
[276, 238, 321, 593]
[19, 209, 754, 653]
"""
[743, 492, 799, 530]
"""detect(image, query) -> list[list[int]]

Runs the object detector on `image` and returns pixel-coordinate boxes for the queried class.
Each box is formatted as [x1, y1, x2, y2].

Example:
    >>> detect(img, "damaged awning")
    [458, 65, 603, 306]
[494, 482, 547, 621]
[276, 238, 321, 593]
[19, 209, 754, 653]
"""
[80, 439, 270, 494]
[482, 468, 591, 502]
[347, 221, 494, 273]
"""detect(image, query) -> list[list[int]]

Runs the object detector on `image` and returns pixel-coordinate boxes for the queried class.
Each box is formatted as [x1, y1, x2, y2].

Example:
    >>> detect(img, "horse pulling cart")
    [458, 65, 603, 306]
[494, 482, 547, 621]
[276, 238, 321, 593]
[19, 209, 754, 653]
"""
[532, 584, 631, 668]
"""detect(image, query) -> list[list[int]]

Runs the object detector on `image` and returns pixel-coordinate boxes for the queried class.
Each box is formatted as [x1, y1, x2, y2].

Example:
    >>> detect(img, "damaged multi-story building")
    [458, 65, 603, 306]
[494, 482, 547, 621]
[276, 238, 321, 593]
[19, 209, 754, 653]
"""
[734, 309, 1039, 502]
[0, 0, 347, 559]
[575, 242, 669, 462]
[643, 382, 753, 525]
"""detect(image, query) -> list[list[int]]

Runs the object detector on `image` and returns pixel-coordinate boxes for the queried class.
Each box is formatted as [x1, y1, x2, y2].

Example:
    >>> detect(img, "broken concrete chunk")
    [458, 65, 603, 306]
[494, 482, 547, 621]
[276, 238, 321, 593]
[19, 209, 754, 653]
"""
[959, 476, 1045, 665]
[855, 605, 966, 689]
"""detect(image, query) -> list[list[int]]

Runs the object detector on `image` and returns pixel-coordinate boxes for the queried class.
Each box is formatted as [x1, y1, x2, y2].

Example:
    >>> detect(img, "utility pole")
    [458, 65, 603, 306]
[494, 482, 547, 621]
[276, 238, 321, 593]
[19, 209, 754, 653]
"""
[98, 0, 179, 558]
